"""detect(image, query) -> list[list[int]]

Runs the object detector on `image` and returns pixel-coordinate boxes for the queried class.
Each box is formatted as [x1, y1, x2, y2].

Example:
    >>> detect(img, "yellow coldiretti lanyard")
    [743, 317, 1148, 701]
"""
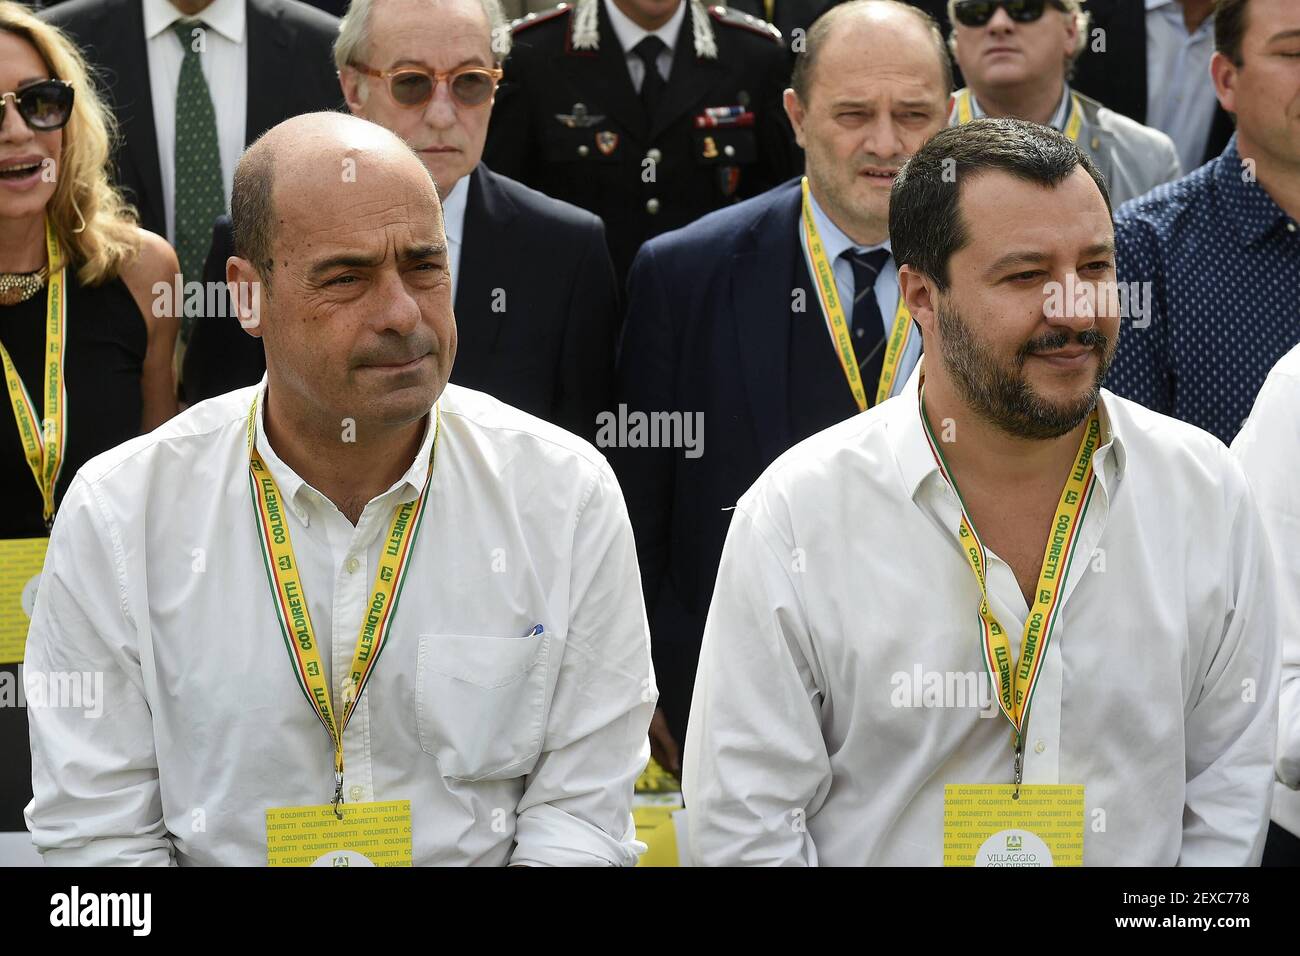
[0, 218, 66, 529]
[919, 382, 1100, 791]
[800, 176, 913, 412]
[954, 88, 1084, 143]
[246, 395, 440, 816]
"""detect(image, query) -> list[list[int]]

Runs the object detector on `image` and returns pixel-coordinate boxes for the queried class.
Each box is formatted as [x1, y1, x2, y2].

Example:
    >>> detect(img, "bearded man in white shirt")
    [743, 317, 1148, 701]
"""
[23, 111, 656, 867]
[683, 118, 1280, 866]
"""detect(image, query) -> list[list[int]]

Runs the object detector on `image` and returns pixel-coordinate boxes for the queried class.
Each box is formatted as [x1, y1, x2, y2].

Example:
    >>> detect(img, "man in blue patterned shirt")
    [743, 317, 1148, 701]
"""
[1105, 0, 1300, 445]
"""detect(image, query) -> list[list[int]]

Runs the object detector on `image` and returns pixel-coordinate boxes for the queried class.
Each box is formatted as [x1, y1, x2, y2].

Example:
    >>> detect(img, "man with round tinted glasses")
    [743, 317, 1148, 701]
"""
[946, 0, 1182, 206]
[184, 0, 621, 445]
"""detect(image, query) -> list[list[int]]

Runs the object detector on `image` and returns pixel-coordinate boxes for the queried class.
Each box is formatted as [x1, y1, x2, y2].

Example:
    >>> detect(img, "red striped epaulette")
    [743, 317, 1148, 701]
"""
[511, 2, 572, 33]
[707, 4, 781, 43]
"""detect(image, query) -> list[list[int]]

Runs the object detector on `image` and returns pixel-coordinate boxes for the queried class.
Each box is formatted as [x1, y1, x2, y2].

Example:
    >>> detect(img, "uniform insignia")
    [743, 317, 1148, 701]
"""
[718, 166, 741, 197]
[571, 0, 600, 50]
[511, 2, 572, 33]
[556, 103, 604, 128]
[694, 105, 754, 128]
[702, 136, 719, 159]
[596, 131, 619, 155]
[707, 4, 782, 44]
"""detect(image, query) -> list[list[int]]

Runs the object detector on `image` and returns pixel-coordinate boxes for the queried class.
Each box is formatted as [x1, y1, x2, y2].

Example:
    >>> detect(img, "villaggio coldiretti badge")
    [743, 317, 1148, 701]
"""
[0, 219, 68, 664]
[266, 800, 412, 866]
[247, 394, 439, 858]
[0, 536, 47, 663]
[943, 784, 1084, 866]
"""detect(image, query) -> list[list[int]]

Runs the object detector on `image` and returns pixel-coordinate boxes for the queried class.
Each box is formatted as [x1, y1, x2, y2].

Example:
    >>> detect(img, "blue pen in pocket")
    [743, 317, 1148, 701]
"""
[523, 623, 544, 638]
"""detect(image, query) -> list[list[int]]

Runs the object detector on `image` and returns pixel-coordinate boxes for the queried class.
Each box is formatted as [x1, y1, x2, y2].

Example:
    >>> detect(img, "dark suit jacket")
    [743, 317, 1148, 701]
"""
[613, 178, 868, 745]
[184, 164, 620, 441]
[1059, 0, 1232, 166]
[43, 0, 342, 239]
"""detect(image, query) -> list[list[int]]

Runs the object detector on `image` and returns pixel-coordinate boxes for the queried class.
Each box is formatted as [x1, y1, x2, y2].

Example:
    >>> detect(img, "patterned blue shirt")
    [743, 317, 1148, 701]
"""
[1107, 135, 1300, 444]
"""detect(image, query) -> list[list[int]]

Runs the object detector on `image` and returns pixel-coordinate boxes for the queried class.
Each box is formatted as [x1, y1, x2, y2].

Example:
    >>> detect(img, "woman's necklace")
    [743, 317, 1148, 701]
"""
[0, 265, 50, 307]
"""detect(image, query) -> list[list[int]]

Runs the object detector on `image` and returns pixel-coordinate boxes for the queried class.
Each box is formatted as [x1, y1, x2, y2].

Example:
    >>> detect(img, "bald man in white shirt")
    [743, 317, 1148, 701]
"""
[23, 112, 655, 866]
[683, 119, 1280, 866]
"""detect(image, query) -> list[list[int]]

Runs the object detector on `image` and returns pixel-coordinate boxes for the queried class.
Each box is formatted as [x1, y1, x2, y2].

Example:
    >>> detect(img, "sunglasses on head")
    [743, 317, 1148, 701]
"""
[0, 79, 75, 132]
[953, 0, 1067, 28]
[349, 62, 503, 109]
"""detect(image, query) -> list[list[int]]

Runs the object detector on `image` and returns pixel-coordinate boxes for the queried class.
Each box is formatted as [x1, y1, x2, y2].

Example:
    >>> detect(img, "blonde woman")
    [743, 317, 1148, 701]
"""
[0, 2, 178, 839]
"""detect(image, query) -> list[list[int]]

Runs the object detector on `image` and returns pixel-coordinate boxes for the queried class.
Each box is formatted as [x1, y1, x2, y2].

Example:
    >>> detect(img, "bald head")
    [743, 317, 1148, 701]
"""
[791, 0, 952, 104]
[231, 111, 440, 282]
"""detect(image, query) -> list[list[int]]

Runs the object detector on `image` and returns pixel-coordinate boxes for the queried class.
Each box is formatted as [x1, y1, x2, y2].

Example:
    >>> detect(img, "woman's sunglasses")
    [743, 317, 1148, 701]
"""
[0, 79, 75, 131]
[349, 62, 503, 109]
[953, 0, 1067, 28]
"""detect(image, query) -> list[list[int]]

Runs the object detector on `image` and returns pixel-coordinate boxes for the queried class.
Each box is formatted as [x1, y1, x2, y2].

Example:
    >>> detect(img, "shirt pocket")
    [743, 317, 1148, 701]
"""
[415, 631, 551, 781]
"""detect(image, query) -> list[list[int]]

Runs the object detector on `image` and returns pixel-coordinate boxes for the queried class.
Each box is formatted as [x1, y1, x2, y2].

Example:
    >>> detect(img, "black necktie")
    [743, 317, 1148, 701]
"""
[633, 36, 668, 119]
[842, 248, 891, 398]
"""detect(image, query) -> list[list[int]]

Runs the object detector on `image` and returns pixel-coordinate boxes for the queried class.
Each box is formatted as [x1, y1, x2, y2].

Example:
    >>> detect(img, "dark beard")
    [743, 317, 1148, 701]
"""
[936, 301, 1112, 440]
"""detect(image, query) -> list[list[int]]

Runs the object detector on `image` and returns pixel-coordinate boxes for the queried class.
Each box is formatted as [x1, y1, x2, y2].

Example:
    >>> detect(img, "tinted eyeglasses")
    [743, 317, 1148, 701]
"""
[0, 79, 75, 131]
[349, 62, 503, 109]
[953, 0, 1067, 28]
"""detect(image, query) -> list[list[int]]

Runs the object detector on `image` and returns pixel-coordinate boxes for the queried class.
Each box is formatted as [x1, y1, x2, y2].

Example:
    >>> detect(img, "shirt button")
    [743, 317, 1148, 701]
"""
[646, 147, 662, 163]
[855, 326, 865, 338]
[345, 557, 360, 574]
[577, 144, 589, 157]
[723, 144, 736, 158]
[1034, 740, 1047, 754]
[646, 198, 661, 214]
[1288, 222, 1297, 233]
[349, 785, 364, 801]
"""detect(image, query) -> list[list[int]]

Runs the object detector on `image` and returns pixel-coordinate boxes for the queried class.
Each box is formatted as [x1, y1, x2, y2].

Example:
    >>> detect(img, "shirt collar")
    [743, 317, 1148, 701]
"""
[1213, 135, 1300, 247]
[441, 173, 470, 246]
[1145, 0, 1175, 11]
[252, 377, 438, 519]
[144, 0, 245, 43]
[804, 182, 892, 262]
[968, 82, 1072, 133]
[602, 0, 687, 56]
[888, 359, 1126, 503]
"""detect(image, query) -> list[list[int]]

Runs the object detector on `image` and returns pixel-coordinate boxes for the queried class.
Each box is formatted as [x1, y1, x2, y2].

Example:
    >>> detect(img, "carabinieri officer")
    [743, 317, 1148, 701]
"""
[484, 0, 800, 280]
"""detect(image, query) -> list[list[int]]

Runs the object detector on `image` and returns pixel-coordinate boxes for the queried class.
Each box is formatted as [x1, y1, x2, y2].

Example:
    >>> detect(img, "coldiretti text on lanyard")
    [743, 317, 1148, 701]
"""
[246, 395, 440, 818]
[799, 177, 914, 412]
[0, 218, 67, 529]
[919, 381, 1100, 795]
[954, 89, 1085, 144]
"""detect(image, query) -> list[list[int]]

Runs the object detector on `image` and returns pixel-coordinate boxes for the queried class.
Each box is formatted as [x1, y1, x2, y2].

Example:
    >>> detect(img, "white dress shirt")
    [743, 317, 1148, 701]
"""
[799, 186, 922, 402]
[442, 172, 469, 301]
[683, 363, 1280, 865]
[603, 0, 685, 92]
[144, 0, 248, 243]
[1233, 343, 1300, 839]
[1145, 0, 1218, 172]
[24, 382, 655, 866]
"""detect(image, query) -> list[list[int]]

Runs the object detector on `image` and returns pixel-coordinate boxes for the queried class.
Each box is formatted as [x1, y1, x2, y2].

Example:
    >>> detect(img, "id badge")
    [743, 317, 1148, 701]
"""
[943, 784, 1084, 866]
[0, 536, 48, 663]
[266, 800, 412, 866]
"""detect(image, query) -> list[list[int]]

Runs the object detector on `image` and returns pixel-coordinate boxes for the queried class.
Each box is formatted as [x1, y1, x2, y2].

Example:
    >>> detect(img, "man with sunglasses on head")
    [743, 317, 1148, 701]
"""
[482, 0, 799, 283]
[946, 0, 1182, 207]
[185, 0, 620, 444]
